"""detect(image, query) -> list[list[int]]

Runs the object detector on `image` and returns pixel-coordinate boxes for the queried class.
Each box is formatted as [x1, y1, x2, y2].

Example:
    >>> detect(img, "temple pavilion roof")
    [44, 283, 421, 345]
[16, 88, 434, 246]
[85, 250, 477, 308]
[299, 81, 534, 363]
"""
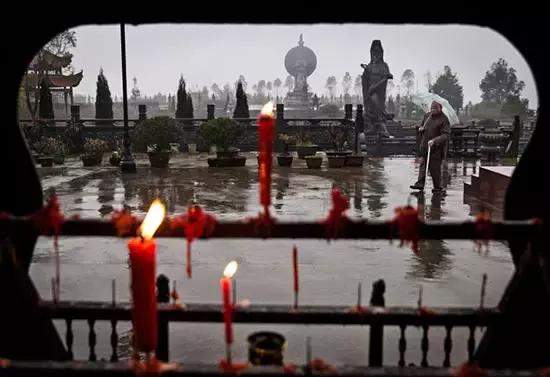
[23, 71, 83, 89]
[29, 49, 73, 71]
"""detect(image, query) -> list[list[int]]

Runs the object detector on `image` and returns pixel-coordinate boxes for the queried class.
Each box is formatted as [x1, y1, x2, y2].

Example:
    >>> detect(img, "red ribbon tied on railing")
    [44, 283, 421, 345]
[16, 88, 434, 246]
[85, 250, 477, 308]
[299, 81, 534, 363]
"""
[171, 204, 217, 278]
[453, 362, 488, 377]
[323, 188, 350, 240]
[474, 210, 492, 252]
[111, 208, 138, 237]
[32, 194, 64, 237]
[392, 205, 420, 255]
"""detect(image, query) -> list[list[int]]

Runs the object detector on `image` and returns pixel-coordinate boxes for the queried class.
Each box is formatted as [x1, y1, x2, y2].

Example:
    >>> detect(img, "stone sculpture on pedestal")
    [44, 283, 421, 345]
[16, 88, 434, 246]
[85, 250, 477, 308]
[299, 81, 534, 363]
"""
[361, 40, 394, 138]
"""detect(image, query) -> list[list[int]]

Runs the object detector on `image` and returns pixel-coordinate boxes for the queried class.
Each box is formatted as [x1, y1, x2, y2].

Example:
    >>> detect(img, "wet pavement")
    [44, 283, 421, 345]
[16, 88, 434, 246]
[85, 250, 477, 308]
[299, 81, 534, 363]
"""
[31, 153, 513, 366]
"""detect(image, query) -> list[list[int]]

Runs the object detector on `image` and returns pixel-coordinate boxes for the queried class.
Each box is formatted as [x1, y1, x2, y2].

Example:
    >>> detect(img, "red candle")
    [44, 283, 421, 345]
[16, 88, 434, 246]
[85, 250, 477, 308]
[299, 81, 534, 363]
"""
[293, 245, 299, 309]
[258, 102, 275, 211]
[128, 200, 165, 353]
[220, 261, 238, 350]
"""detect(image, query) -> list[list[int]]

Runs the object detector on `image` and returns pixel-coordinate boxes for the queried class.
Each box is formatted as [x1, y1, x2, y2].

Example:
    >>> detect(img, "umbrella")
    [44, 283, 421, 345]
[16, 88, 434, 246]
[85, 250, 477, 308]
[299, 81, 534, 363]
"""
[411, 93, 460, 126]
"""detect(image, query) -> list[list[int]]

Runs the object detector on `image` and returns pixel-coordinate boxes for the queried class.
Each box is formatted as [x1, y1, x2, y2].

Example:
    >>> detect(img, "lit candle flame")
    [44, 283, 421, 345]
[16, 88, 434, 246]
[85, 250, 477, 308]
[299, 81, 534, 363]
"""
[260, 101, 274, 117]
[223, 261, 238, 278]
[139, 199, 166, 240]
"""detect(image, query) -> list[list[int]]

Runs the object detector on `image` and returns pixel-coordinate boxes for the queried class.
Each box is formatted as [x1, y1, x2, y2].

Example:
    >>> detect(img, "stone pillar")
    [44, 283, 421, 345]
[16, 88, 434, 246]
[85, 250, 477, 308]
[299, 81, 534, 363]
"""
[471, 120, 476, 128]
[207, 104, 215, 120]
[70, 105, 80, 123]
[355, 105, 364, 153]
[275, 104, 285, 153]
[344, 104, 353, 119]
[138, 105, 147, 121]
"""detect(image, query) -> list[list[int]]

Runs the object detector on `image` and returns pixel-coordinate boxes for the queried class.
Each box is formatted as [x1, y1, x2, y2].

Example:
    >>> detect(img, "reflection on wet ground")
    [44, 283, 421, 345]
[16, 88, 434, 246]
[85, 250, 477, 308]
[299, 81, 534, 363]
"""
[31, 154, 513, 366]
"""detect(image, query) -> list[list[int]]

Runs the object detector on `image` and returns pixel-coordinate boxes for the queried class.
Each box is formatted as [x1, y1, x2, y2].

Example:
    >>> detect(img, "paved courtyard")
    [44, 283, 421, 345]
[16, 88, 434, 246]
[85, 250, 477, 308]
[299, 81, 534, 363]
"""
[30, 153, 513, 366]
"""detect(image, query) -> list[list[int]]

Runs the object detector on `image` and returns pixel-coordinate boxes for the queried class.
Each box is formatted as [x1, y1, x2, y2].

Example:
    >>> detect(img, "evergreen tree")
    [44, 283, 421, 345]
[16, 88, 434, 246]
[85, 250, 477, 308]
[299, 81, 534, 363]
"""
[95, 68, 114, 123]
[480, 58, 525, 104]
[233, 81, 250, 118]
[176, 76, 188, 118]
[38, 78, 54, 120]
[430, 66, 464, 110]
[186, 94, 194, 118]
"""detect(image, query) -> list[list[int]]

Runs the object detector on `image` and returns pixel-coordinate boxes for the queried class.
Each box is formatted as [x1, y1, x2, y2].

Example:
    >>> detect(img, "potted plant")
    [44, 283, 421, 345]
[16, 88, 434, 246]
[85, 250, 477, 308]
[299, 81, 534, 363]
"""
[305, 153, 323, 169]
[52, 137, 67, 164]
[134, 116, 178, 168]
[81, 138, 108, 166]
[198, 118, 246, 167]
[277, 133, 294, 167]
[326, 125, 352, 168]
[109, 150, 122, 166]
[294, 128, 318, 159]
[34, 137, 59, 167]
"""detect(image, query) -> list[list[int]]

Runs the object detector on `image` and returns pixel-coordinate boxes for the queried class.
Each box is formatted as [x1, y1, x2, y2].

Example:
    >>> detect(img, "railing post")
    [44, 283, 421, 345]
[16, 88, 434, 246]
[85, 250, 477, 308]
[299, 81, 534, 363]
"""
[70, 105, 81, 123]
[355, 105, 364, 154]
[275, 104, 285, 153]
[344, 104, 353, 120]
[368, 279, 385, 367]
[138, 105, 147, 121]
[207, 104, 215, 120]
[507, 115, 521, 158]
[156, 274, 170, 361]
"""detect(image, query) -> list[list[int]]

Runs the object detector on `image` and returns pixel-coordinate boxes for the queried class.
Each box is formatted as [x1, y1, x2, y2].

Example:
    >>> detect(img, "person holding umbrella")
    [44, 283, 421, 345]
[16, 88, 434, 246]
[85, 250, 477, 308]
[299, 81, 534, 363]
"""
[410, 101, 450, 193]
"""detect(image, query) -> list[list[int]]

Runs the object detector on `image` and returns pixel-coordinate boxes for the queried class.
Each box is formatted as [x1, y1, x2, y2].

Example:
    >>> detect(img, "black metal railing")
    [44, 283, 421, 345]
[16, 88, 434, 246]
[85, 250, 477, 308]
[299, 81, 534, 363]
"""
[39, 301, 500, 367]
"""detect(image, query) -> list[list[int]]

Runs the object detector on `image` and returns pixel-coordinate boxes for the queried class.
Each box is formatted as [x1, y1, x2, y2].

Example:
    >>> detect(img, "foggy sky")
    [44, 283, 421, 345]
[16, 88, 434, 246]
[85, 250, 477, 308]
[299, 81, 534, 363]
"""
[65, 23, 538, 107]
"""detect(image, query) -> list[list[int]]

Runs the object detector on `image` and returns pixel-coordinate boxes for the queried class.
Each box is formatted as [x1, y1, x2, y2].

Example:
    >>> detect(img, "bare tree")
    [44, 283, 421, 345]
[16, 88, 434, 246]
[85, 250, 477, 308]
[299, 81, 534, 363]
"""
[401, 69, 415, 96]
[325, 76, 338, 100]
[44, 30, 77, 56]
[273, 78, 282, 98]
[342, 72, 352, 95]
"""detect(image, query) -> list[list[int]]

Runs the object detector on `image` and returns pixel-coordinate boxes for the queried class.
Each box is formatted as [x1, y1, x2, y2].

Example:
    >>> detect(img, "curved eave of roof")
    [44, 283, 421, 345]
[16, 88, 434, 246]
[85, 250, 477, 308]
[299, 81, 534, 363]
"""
[23, 71, 83, 88]
[29, 50, 73, 71]
[47, 70, 83, 87]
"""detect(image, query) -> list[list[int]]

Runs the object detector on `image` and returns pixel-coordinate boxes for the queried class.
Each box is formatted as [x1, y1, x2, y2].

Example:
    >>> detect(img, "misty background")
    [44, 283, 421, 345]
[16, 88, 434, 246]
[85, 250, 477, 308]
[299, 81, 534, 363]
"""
[65, 23, 537, 107]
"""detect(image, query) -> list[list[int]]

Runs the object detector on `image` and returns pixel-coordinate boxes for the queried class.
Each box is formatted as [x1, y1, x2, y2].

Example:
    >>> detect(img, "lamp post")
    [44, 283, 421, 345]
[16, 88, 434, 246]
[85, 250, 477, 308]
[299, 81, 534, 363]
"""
[119, 23, 137, 173]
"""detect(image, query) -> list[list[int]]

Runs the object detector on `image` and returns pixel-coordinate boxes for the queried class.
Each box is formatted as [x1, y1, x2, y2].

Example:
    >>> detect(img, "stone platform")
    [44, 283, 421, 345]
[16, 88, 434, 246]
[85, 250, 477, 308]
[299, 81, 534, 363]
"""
[463, 165, 515, 219]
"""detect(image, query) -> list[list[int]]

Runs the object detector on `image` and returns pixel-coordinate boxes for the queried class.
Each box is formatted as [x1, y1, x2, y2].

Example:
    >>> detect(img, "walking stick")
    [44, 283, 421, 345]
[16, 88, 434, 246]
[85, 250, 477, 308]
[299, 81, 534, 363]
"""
[425, 143, 432, 182]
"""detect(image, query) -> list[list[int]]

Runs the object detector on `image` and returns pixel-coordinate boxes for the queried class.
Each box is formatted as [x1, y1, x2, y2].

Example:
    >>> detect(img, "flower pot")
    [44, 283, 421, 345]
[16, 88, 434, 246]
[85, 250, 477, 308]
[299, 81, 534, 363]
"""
[216, 147, 240, 159]
[327, 156, 347, 168]
[248, 331, 286, 366]
[277, 155, 293, 167]
[187, 143, 197, 154]
[207, 156, 247, 167]
[148, 151, 171, 168]
[53, 154, 65, 165]
[305, 155, 323, 169]
[296, 145, 319, 159]
[326, 150, 353, 157]
[345, 154, 364, 167]
[38, 156, 54, 167]
[82, 154, 103, 167]
[109, 154, 122, 166]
